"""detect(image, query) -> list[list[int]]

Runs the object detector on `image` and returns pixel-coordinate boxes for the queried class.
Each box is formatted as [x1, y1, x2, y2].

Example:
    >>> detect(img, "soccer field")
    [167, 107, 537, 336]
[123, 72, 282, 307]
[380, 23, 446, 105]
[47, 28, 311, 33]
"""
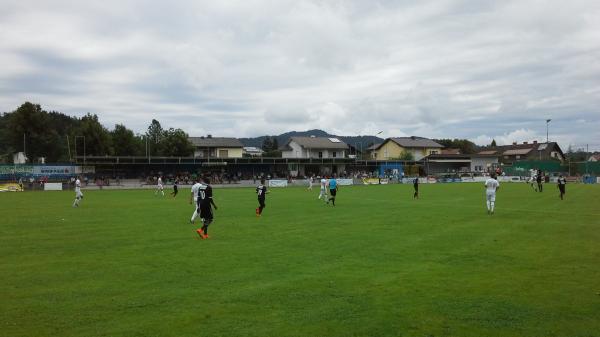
[1, 183, 599, 337]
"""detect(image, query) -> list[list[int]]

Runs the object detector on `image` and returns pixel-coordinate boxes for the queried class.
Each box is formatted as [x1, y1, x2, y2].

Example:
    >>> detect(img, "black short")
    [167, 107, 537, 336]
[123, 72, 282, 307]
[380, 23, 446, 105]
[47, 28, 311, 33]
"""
[258, 198, 265, 207]
[414, 185, 419, 191]
[559, 185, 565, 193]
[329, 189, 337, 196]
[200, 206, 213, 221]
[173, 185, 178, 192]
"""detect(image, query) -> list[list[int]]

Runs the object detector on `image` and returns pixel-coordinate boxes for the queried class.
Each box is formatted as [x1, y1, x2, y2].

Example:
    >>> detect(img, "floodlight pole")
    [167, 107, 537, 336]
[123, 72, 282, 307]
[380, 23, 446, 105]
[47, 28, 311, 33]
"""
[546, 119, 551, 143]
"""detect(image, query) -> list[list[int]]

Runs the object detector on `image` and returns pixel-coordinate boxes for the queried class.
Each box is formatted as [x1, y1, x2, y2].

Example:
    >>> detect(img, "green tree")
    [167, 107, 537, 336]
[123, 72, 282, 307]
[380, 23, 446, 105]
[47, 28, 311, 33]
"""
[146, 119, 163, 155]
[6, 102, 71, 162]
[491, 139, 497, 147]
[399, 150, 415, 161]
[76, 113, 113, 156]
[262, 137, 274, 152]
[161, 128, 194, 156]
[112, 124, 143, 156]
[434, 138, 478, 154]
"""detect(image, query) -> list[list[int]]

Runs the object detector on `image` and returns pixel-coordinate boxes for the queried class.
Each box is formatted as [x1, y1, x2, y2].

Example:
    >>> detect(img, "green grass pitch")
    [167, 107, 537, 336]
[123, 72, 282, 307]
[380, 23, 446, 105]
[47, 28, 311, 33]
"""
[1, 183, 599, 337]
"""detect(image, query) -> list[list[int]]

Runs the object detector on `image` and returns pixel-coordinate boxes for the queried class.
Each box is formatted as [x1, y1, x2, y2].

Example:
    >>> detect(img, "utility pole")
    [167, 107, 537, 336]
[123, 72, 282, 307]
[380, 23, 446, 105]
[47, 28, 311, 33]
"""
[546, 119, 551, 143]
[66, 135, 72, 162]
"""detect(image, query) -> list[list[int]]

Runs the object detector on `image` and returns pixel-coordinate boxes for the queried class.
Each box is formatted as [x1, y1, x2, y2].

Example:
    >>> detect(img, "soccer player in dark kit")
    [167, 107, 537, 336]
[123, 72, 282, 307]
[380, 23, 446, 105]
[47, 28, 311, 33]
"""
[170, 178, 179, 197]
[196, 177, 217, 239]
[255, 178, 269, 217]
[413, 177, 419, 199]
[536, 170, 543, 192]
[557, 174, 566, 200]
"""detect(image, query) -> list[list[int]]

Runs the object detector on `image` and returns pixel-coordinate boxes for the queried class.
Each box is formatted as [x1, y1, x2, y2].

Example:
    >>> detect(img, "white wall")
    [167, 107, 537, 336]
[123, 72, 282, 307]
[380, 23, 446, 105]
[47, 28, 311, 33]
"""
[471, 157, 498, 172]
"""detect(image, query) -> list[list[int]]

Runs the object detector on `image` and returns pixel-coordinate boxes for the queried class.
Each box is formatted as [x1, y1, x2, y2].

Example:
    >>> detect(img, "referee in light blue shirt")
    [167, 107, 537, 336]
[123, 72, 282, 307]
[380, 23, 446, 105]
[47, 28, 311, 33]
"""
[327, 174, 338, 206]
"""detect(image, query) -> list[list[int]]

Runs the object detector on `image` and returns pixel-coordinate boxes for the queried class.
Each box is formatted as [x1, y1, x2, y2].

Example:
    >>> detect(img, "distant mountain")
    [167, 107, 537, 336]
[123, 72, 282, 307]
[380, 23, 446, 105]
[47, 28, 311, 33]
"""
[238, 129, 384, 152]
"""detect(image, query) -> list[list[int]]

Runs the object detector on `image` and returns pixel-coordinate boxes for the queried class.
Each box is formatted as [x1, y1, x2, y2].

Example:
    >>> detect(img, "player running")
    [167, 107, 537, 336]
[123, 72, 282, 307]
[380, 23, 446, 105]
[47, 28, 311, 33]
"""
[484, 173, 500, 215]
[72, 176, 83, 207]
[155, 176, 165, 196]
[536, 170, 543, 192]
[528, 169, 537, 191]
[413, 177, 419, 199]
[170, 178, 179, 197]
[307, 176, 313, 191]
[318, 177, 328, 201]
[255, 178, 269, 217]
[327, 175, 338, 206]
[557, 174, 567, 200]
[189, 179, 202, 224]
[196, 177, 217, 239]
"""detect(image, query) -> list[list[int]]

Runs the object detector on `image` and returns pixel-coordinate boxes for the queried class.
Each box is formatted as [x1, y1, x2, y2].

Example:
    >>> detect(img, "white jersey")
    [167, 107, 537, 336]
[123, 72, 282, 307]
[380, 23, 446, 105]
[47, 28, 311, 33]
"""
[485, 178, 499, 193]
[75, 179, 83, 198]
[191, 183, 202, 201]
[320, 179, 328, 190]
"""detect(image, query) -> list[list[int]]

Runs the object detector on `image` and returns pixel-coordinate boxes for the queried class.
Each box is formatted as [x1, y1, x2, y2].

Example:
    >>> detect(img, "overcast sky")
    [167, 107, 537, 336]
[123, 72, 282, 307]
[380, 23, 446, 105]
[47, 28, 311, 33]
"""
[1, 0, 599, 150]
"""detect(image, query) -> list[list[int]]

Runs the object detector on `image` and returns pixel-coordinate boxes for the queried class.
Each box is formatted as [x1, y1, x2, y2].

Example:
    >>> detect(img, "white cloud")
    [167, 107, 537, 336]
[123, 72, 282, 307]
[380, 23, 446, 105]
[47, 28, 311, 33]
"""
[1, 0, 599, 151]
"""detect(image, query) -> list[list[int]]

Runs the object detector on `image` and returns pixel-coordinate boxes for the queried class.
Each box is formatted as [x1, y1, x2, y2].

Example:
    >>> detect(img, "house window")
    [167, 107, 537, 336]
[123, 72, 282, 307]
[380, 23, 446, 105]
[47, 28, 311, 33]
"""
[318, 151, 323, 158]
[332, 151, 337, 158]
[516, 155, 520, 159]
[430, 150, 439, 155]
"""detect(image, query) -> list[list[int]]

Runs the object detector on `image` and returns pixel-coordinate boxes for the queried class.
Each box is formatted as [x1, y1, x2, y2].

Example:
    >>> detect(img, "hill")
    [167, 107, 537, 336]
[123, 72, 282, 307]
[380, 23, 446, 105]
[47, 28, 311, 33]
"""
[239, 129, 384, 152]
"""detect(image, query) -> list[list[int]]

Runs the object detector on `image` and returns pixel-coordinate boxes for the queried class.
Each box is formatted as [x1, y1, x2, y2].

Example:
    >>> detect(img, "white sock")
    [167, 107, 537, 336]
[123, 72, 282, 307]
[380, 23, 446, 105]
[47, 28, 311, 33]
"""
[486, 201, 491, 210]
[191, 209, 198, 222]
[73, 199, 77, 207]
[491, 202, 495, 212]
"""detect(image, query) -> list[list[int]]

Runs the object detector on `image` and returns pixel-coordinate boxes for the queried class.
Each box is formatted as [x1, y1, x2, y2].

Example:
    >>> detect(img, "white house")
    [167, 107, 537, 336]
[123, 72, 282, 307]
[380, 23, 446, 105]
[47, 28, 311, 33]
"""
[280, 137, 349, 159]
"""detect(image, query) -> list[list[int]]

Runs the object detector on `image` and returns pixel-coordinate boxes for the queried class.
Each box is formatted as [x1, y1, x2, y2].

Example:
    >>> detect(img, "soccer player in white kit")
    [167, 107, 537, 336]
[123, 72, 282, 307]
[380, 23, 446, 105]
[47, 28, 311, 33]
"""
[155, 176, 164, 196]
[72, 176, 83, 207]
[318, 177, 328, 201]
[189, 179, 203, 224]
[484, 173, 500, 215]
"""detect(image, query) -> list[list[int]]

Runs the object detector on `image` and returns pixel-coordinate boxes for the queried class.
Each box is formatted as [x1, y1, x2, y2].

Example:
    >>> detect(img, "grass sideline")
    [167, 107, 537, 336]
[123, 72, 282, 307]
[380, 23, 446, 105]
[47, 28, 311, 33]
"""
[1, 183, 599, 337]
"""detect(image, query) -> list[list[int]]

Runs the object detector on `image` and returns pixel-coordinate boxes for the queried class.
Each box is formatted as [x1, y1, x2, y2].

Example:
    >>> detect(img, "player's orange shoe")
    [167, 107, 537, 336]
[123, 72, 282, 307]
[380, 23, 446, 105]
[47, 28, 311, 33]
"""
[204, 234, 210, 239]
[196, 229, 205, 239]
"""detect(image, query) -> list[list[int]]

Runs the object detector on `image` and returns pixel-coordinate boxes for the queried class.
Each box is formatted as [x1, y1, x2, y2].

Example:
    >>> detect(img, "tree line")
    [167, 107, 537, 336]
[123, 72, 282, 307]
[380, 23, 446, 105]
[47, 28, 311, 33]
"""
[0, 102, 194, 163]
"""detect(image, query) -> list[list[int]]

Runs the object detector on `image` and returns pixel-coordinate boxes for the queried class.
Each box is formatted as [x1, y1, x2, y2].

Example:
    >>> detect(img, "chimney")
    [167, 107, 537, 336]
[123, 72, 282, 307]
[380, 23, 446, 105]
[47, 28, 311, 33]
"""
[512, 142, 517, 145]
[533, 140, 538, 144]
[207, 134, 212, 138]
[523, 141, 528, 145]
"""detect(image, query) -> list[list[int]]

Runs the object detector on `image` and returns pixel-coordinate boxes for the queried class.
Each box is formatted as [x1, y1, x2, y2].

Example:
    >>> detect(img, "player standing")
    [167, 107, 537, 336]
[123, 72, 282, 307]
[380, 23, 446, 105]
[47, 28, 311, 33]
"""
[307, 176, 313, 191]
[327, 175, 338, 206]
[255, 178, 269, 217]
[557, 175, 566, 200]
[72, 176, 83, 207]
[484, 173, 500, 215]
[536, 170, 543, 192]
[189, 178, 202, 224]
[155, 176, 165, 196]
[196, 177, 217, 239]
[170, 178, 179, 197]
[413, 177, 419, 199]
[318, 176, 328, 201]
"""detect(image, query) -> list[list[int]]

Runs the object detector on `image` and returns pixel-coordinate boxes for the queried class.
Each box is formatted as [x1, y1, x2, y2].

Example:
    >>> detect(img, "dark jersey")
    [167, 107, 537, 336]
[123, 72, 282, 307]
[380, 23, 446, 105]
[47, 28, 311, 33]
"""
[558, 178, 566, 186]
[198, 184, 213, 209]
[256, 185, 267, 200]
[413, 178, 419, 188]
